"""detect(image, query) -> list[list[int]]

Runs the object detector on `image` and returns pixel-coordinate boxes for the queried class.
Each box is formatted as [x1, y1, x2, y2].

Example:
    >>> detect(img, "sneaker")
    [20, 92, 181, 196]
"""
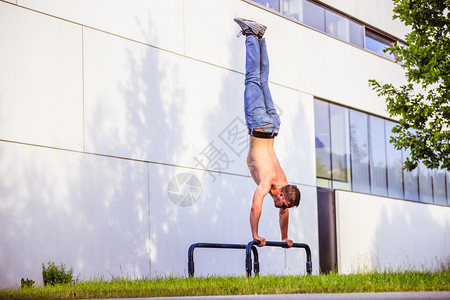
[234, 18, 267, 38]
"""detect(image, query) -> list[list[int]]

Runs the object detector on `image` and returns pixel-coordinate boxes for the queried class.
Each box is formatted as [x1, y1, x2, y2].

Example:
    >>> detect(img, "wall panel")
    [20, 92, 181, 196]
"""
[336, 191, 450, 273]
[83, 27, 248, 176]
[17, 0, 185, 54]
[148, 164, 318, 276]
[0, 142, 149, 287]
[0, 2, 83, 150]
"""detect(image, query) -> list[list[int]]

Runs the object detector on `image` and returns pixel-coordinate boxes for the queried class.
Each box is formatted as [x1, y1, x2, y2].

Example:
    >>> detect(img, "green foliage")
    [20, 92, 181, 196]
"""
[42, 262, 75, 286]
[369, 0, 449, 171]
[20, 278, 35, 289]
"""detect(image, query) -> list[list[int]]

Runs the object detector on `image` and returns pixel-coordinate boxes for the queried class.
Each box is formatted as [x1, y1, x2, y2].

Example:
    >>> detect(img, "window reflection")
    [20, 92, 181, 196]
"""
[330, 104, 350, 190]
[313, 101, 448, 205]
[325, 10, 348, 42]
[385, 121, 404, 199]
[403, 149, 419, 201]
[324, 11, 364, 48]
[433, 169, 447, 205]
[253, 0, 280, 11]
[447, 171, 450, 205]
[419, 163, 433, 203]
[251, 0, 397, 58]
[281, 0, 303, 22]
[349, 20, 364, 48]
[365, 29, 395, 60]
[350, 110, 370, 193]
[369, 116, 388, 196]
[302, 0, 325, 32]
[314, 100, 331, 181]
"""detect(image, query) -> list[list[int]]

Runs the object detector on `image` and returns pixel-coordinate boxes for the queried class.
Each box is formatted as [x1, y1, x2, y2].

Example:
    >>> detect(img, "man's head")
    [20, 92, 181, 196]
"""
[274, 185, 301, 209]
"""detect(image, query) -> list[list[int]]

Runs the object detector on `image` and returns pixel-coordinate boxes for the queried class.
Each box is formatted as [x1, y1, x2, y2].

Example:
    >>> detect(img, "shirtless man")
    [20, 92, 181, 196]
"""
[234, 18, 301, 247]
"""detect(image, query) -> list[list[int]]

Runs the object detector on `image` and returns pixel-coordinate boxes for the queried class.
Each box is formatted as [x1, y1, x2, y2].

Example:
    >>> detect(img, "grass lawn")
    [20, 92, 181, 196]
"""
[1, 271, 449, 299]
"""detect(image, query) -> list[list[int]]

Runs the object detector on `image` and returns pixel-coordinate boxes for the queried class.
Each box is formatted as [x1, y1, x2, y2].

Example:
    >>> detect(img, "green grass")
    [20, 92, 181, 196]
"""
[1, 271, 449, 299]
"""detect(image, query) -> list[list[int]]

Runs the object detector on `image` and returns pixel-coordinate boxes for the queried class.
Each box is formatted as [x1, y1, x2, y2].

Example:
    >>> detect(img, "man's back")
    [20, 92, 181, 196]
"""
[247, 136, 287, 190]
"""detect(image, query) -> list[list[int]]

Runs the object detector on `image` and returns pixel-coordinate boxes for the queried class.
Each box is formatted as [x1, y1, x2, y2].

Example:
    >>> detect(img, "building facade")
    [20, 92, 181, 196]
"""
[0, 0, 448, 288]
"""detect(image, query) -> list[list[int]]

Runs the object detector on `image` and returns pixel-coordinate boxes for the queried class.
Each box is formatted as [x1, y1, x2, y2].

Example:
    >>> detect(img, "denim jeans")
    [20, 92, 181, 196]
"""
[244, 35, 280, 134]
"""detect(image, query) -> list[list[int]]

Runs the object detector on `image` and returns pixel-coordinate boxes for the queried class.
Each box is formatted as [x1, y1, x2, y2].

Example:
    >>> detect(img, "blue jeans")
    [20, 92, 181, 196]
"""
[244, 35, 280, 135]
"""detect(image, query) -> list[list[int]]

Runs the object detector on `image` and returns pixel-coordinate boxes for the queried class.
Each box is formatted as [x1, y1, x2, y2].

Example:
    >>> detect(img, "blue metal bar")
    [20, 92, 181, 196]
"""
[188, 242, 259, 277]
[245, 240, 312, 276]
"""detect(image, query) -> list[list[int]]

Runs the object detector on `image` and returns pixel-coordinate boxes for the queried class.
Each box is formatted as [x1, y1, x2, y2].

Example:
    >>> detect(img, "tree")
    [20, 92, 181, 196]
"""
[369, 0, 449, 171]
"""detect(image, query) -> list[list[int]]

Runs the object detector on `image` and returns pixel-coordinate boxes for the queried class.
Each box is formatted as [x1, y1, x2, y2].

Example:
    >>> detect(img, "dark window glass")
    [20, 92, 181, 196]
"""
[349, 110, 370, 193]
[433, 169, 447, 205]
[303, 0, 325, 32]
[369, 116, 387, 196]
[365, 29, 395, 60]
[403, 149, 419, 201]
[385, 121, 404, 198]
[253, 0, 280, 11]
[330, 104, 350, 190]
[314, 100, 331, 180]
[418, 163, 433, 203]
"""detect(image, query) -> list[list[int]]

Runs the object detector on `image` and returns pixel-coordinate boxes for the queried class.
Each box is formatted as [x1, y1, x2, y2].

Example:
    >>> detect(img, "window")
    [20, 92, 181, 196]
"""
[330, 104, 351, 190]
[447, 171, 450, 205]
[419, 163, 433, 203]
[314, 100, 332, 187]
[302, 0, 325, 32]
[250, 0, 399, 59]
[385, 121, 404, 199]
[314, 99, 449, 206]
[403, 149, 419, 201]
[349, 110, 370, 193]
[433, 169, 447, 205]
[325, 10, 364, 48]
[365, 28, 396, 60]
[369, 116, 388, 196]
[314, 101, 351, 190]
[253, 0, 280, 11]
[348, 19, 364, 48]
[281, 0, 303, 22]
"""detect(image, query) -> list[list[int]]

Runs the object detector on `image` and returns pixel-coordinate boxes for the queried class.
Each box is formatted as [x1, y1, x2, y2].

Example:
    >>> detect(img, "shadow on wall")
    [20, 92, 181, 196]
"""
[84, 17, 183, 162]
[372, 200, 449, 272]
[0, 4, 317, 288]
[84, 11, 316, 278]
[0, 141, 150, 287]
[0, 11, 164, 288]
[85, 9, 255, 277]
[140, 17, 260, 276]
[338, 192, 450, 273]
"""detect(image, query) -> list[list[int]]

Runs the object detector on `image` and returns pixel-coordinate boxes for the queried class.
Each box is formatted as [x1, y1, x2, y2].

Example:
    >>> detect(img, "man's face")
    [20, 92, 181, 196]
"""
[273, 194, 290, 210]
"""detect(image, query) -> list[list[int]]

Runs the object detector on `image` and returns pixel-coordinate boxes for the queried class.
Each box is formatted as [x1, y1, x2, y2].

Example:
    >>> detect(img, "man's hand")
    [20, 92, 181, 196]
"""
[253, 235, 266, 247]
[282, 238, 293, 248]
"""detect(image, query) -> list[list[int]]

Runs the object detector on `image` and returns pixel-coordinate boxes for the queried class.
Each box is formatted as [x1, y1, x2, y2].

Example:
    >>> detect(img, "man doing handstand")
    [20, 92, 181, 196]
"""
[234, 18, 301, 247]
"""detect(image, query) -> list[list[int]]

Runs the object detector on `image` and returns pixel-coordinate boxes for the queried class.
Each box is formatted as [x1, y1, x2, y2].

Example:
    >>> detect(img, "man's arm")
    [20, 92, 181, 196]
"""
[250, 183, 270, 246]
[279, 208, 293, 248]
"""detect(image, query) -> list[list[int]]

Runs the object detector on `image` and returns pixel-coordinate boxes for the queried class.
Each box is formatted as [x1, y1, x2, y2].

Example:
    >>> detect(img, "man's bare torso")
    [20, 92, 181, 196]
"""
[247, 136, 288, 193]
